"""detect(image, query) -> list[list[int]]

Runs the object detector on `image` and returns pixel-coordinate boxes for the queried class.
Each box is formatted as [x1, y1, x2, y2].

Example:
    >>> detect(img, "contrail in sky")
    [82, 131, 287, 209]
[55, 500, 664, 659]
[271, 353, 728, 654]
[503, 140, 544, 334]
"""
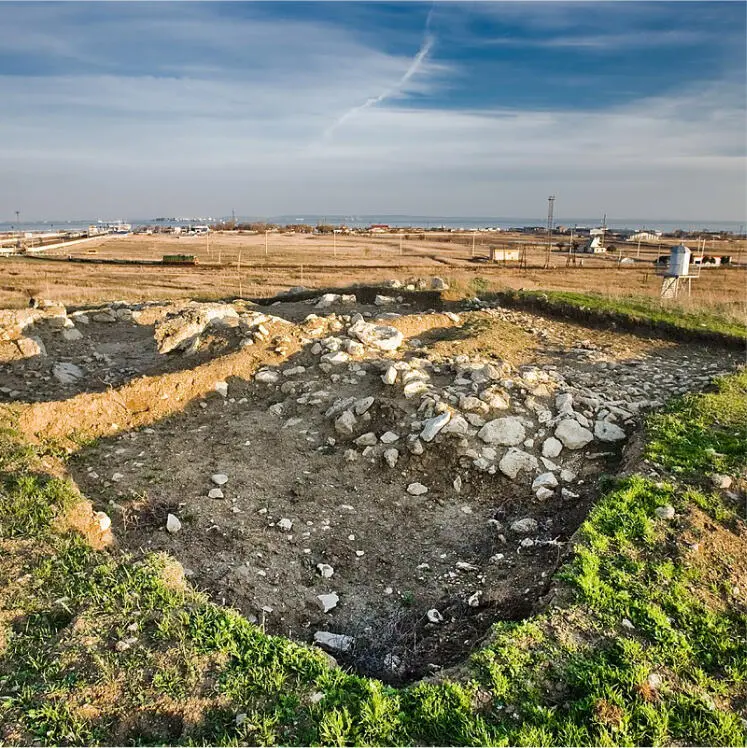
[323, 3, 436, 141]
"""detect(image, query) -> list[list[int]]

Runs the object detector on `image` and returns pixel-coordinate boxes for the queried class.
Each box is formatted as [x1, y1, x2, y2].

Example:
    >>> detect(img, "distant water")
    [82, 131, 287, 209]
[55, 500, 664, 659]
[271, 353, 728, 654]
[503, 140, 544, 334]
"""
[1, 216, 744, 233]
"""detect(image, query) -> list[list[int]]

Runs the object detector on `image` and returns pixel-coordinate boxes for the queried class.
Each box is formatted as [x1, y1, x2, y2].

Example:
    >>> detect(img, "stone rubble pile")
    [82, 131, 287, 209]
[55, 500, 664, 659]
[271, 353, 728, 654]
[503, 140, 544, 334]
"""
[248, 304, 727, 508]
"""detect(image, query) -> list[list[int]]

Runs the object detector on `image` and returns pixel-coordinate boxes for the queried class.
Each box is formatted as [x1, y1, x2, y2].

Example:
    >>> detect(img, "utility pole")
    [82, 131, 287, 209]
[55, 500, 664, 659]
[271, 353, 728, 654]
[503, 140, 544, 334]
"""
[600, 213, 607, 252]
[543, 195, 555, 269]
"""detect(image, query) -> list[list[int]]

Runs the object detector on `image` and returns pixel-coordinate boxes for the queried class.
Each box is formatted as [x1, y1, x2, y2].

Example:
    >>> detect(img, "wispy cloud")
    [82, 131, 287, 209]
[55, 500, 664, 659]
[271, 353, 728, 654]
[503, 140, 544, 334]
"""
[322, 3, 438, 140]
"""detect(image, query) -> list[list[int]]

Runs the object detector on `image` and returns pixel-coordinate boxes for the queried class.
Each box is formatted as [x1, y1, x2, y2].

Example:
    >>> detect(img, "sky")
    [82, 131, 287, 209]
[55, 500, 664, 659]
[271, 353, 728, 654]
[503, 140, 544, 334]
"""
[0, 1, 745, 222]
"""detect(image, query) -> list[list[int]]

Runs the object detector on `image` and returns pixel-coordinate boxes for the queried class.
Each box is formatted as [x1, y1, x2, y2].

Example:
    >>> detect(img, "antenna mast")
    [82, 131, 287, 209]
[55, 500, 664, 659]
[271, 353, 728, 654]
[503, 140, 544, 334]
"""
[543, 195, 555, 269]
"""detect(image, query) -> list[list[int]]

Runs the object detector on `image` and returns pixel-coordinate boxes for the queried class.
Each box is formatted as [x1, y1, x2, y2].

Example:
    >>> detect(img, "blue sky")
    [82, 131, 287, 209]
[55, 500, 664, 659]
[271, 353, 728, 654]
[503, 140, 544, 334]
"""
[0, 1, 744, 221]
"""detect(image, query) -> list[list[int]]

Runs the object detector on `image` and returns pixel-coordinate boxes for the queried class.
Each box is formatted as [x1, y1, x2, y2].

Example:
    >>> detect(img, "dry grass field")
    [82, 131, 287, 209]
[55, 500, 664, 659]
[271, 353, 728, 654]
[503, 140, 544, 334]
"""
[0, 231, 744, 322]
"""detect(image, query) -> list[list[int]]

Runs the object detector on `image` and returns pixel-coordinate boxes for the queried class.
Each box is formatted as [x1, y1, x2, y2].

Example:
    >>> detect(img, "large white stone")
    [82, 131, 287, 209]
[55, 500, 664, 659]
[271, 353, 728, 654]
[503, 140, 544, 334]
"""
[541, 437, 563, 458]
[532, 472, 558, 491]
[594, 421, 627, 442]
[317, 592, 339, 613]
[314, 630, 354, 652]
[555, 419, 593, 450]
[166, 514, 182, 533]
[478, 417, 526, 446]
[349, 320, 403, 351]
[420, 412, 451, 442]
[498, 448, 539, 480]
[316, 293, 340, 308]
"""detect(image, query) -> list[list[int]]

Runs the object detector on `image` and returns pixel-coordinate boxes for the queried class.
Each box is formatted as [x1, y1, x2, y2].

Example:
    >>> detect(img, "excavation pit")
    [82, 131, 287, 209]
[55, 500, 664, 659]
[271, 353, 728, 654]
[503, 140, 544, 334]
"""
[48, 294, 739, 682]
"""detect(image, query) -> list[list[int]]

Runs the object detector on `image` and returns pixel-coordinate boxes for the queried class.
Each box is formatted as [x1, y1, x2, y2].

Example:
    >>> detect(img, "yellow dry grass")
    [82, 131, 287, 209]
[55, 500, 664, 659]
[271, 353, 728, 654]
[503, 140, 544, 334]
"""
[0, 231, 743, 323]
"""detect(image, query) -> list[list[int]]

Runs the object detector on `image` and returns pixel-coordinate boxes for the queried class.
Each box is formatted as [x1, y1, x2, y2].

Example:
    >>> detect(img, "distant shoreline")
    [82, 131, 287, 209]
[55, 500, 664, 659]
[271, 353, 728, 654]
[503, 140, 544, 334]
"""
[1, 215, 744, 234]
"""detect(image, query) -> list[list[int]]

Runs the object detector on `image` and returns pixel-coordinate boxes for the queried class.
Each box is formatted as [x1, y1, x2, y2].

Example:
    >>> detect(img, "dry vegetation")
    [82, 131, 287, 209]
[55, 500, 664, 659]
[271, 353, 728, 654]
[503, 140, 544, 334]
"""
[1, 232, 744, 324]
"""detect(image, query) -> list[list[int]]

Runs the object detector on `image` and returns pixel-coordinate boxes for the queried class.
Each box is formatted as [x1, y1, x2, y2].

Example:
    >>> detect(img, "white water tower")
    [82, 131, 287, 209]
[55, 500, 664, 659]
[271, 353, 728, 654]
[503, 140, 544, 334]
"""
[666, 244, 691, 277]
[658, 243, 699, 299]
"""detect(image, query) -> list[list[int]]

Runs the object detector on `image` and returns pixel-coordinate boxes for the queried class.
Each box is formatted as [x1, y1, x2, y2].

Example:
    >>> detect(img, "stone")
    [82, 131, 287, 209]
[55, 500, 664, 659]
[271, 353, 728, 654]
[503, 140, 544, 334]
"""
[278, 518, 293, 532]
[560, 468, 577, 483]
[555, 419, 593, 450]
[594, 421, 626, 442]
[532, 472, 558, 491]
[711, 474, 732, 489]
[16, 337, 46, 358]
[555, 392, 574, 414]
[380, 431, 399, 444]
[317, 592, 339, 613]
[322, 351, 350, 365]
[354, 396, 375, 415]
[467, 591, 481, 607]
[316, 293, 340, 308]
[383, 448, 399, 468]
[426, 609, 444, 623]
[421, 412, 451, 442]
[431, 276, 449, 290]
[407, 437, 424, 455]
[647, 673, 663, 690]
[655, 505, 675, 520]
[355, 432, 377, 447]
[314, 630, 353, 652]
[374, 294, 396, 305]
[498, 448, 539, 480]
[407, 482, 428, 496]
[214, 381, 228, 397]
[62, 327, 83, 342]
[541, 437, 563, 459]
[382, 366, 398, 385]
[403, 381, 429, 398]
[93, 311, 118, 323]
[510, 517, 538, 534]
[478, 417, 526, 446]
[460, 395, 488, 413]
[443, 415, 469, 437]
[536, 487, 554, 500]
[349, 320, 403, 351]
[208, 488, 224, 499]
[95, 511, 111, 532]
[335, 410, 357, 437]
[166, 514, 182, 533]
[211, 473, 228, 486]
[52, 362, 84, 384]
[317, 563, 334, 578]
[154, 303, 238, 353]
[255, 370, 280, 384]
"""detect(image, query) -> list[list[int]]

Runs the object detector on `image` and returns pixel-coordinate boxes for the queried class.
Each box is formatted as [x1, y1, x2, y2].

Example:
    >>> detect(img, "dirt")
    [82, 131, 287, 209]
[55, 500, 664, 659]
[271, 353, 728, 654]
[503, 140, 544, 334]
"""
[3, 290, 736, 683]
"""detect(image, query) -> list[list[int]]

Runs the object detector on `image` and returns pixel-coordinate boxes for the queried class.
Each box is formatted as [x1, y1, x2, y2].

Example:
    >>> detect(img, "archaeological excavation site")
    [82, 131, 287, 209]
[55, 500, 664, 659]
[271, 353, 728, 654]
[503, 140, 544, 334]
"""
[2, 279, 741, 691]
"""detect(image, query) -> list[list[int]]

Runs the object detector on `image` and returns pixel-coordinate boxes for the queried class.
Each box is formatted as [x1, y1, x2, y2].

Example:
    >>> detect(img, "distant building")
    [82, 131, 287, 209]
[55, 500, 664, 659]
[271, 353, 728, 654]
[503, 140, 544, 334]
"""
[581, 236, 607, 254]
[627, 231, 662, 242]
[490, 247, 520, 262]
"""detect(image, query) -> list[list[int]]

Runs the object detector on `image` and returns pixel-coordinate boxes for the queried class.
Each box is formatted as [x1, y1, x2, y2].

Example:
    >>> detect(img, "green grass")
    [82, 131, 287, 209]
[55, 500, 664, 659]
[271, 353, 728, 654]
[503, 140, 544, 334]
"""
[499, 290, 747, 341]
[1, 372, 745, 745]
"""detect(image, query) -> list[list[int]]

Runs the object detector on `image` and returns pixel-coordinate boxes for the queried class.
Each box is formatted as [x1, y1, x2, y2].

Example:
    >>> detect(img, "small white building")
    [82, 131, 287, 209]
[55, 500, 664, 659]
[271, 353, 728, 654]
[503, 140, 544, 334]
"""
[490, 247, 520, 262]
[582, 236, 607, 254]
